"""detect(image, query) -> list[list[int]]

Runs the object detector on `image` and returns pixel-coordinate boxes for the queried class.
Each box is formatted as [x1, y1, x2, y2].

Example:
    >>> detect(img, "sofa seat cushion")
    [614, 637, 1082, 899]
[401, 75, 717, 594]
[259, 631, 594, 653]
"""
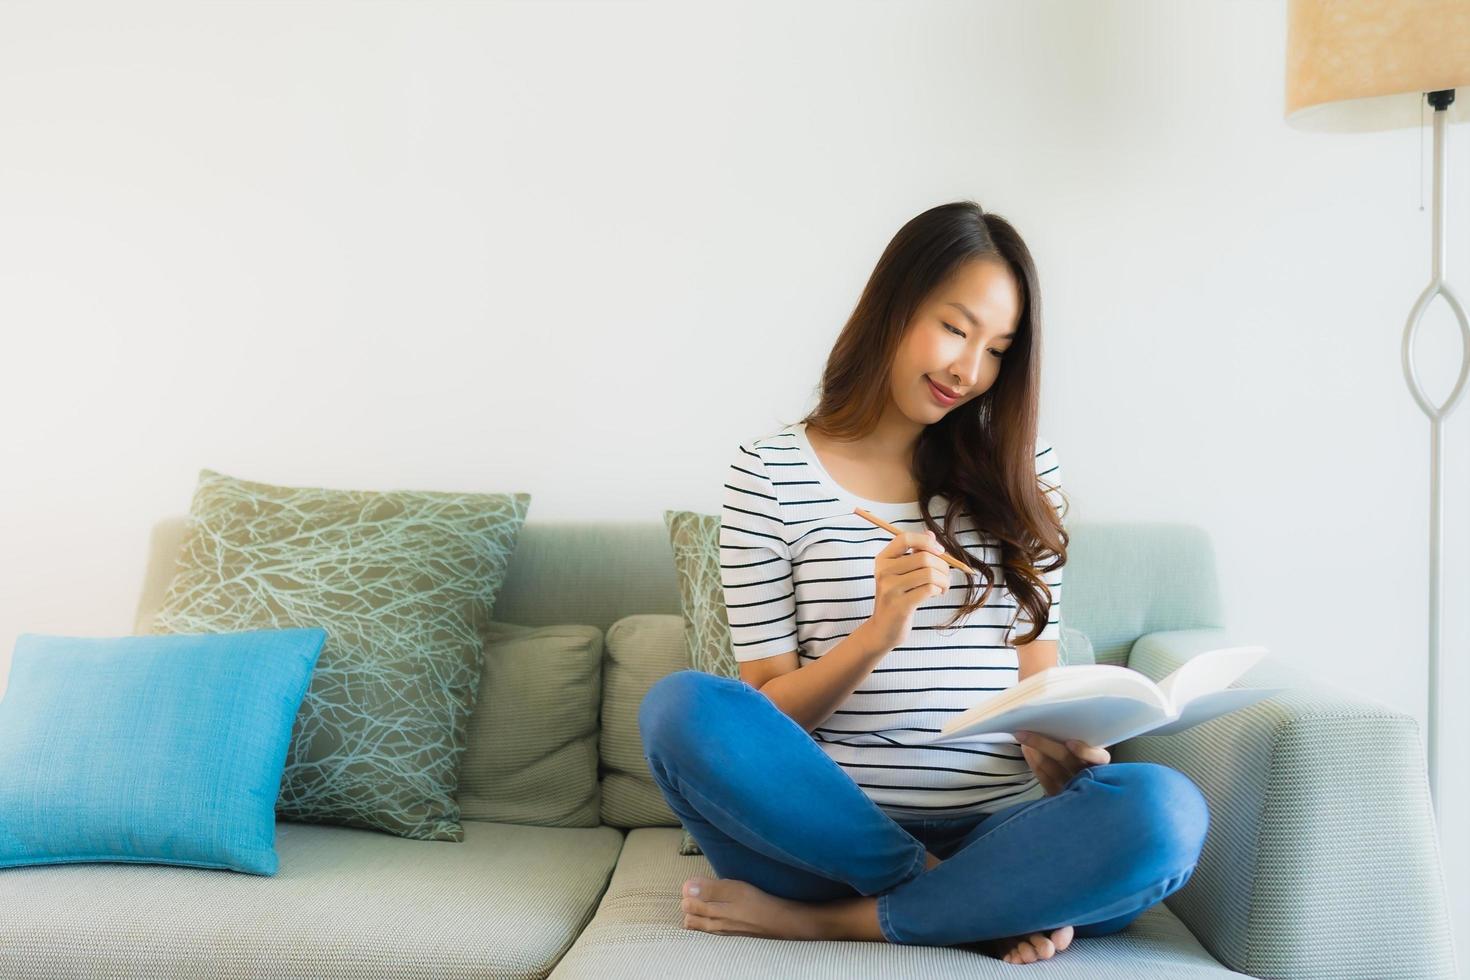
[0, 819, 624, 980]
[548, 828, 1251, 980]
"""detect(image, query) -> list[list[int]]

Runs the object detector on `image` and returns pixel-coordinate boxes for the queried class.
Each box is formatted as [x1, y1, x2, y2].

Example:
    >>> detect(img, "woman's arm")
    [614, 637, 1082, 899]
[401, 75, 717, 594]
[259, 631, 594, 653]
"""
[1015, 637, 1058, 682]
[758, 620, 890, 733]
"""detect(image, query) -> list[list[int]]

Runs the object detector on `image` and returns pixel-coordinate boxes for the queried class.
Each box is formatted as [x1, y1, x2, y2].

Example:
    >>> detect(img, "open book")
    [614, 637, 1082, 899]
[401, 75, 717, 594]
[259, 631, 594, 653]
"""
[923, 644, 1283, 749]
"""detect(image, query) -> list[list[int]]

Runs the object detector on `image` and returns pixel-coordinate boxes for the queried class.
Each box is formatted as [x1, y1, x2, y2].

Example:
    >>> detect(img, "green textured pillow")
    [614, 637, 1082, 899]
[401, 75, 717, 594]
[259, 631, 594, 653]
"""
[599, 613, 688, 830]
[457, 621, 603, 828]
[663, 509, 749, 856]
[150, 468, 529, 842]
[663, 510, 742, 856]
[663, 509, 739, 679]
[662, 507, 1091, 857]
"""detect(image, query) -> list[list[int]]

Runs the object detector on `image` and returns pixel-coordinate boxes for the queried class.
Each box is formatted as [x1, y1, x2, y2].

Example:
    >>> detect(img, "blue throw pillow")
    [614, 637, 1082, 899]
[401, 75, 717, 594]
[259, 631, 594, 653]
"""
[0, 627, 326, 876]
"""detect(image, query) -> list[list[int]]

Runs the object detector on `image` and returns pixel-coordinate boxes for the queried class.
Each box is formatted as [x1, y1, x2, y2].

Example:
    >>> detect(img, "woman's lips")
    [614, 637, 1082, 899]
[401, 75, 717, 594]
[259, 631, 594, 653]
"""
[927, 377, 958, 405]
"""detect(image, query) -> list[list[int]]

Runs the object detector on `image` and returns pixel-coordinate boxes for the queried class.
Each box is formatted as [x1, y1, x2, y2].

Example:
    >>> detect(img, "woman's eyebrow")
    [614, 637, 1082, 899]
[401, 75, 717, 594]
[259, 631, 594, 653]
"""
[947, 301, 1016, 339]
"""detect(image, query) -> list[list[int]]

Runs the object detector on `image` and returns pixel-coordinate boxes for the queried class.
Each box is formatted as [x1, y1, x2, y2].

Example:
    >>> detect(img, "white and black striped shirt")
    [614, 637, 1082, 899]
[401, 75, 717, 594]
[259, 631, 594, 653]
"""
[719, 421, 1064, 818]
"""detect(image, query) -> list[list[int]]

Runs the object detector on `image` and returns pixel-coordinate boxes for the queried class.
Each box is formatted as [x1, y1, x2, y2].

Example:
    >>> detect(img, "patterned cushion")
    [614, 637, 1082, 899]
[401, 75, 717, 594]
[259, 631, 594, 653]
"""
[662, 509, 739, 679]
[150, 468, 529, 841]
[457, 621, 603, 827]
[662, 506, 1092, 856]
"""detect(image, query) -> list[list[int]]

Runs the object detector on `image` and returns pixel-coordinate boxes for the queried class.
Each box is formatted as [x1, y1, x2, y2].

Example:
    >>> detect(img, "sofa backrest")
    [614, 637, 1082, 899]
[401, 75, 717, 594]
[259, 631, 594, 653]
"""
[133, 517, 686, 636]
[135, 516, 1223, 666]
[133, 516, 1225, 828]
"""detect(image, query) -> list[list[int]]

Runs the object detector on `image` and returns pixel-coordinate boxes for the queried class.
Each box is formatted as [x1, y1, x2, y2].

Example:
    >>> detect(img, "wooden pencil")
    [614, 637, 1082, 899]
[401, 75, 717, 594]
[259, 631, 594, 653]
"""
[852, 506, 977, 576]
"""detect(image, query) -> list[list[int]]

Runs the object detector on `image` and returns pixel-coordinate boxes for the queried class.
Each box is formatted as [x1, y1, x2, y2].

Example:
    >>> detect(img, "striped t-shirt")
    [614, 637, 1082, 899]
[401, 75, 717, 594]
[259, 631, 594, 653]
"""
[719, 420, 1064, 819]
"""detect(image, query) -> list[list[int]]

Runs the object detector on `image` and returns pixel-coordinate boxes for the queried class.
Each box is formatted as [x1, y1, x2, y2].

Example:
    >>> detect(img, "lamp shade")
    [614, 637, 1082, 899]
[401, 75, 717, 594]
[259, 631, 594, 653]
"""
[1286, 0, 1470, 131]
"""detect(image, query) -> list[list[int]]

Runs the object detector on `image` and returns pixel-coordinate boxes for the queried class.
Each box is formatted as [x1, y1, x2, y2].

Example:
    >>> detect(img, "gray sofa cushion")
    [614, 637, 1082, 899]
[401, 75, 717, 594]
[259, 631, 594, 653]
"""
[599, 614, 687, 828]
[458, 621, 604, 827]
[0, 819, 624, 980]
[547, 827, 1248, 979]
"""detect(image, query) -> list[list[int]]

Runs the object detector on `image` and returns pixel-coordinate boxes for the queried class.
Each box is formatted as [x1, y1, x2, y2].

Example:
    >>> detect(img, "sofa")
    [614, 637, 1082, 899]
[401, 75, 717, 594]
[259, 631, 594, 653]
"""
[0, 517, 1457, 979]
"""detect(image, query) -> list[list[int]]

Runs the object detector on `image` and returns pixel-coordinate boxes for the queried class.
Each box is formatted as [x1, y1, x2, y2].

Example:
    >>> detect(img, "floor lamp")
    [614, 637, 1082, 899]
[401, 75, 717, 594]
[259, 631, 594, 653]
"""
[1285, 1, 1470, 826]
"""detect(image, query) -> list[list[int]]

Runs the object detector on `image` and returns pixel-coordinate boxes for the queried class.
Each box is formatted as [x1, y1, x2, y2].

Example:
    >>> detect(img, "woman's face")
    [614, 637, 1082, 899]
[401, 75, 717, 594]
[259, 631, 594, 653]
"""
[891, 257, 1021, 419]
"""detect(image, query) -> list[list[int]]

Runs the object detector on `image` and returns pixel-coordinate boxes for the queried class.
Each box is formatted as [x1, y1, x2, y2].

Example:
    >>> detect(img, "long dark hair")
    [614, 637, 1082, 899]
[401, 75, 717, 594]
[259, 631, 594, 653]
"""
[793, 200, 1069, 645]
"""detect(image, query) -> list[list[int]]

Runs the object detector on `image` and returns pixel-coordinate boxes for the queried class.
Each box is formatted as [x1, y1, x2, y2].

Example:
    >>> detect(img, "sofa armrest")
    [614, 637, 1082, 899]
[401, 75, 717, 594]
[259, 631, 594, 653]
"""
[1110, 629, 1458, 980]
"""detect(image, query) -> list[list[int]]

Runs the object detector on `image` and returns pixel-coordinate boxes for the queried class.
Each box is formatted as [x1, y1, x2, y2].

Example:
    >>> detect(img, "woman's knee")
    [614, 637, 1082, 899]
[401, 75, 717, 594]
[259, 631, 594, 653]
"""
[1095, 762, 1210, 871]
[638, 669, 731, 754]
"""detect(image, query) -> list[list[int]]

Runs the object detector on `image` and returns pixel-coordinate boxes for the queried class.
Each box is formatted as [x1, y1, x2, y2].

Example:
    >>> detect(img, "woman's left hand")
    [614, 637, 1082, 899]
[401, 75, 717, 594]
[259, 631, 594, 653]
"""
[1015, 730, 1111, 796]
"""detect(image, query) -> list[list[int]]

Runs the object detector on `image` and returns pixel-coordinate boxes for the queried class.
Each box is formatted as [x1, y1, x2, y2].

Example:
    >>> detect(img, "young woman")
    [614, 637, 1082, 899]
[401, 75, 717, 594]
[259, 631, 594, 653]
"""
[639, 201, 1209, 965]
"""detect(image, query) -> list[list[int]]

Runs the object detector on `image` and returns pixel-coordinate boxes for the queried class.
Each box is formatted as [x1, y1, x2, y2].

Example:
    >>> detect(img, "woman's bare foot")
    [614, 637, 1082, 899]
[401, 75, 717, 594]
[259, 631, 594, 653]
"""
[677, 876, 1077, 959]
[981, 925, 1075, 964]
[680, 876, 833, 940]
[679, 851, 942, 941]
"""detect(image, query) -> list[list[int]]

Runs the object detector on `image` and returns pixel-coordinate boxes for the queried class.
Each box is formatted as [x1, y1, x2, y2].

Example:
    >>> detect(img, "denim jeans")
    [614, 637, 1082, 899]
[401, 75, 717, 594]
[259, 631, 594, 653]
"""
[638, 669, 1211, 947]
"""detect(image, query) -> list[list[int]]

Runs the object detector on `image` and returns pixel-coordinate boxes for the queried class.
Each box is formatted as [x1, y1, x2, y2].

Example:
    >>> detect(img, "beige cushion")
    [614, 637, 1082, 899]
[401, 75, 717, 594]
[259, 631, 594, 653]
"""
[599, 614, 689, 828]
[457, 621, 604, 827]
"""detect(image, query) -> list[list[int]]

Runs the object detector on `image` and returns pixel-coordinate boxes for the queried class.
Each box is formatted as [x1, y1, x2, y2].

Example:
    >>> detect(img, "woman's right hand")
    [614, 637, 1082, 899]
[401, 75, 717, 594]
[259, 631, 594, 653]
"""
[864, 530, 953, 653]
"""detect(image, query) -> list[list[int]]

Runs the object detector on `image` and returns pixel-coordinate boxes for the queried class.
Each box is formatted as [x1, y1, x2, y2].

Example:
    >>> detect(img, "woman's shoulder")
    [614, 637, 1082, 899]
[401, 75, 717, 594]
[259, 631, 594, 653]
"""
[730, 423, 800, 460]
[750, 422, 799, 449]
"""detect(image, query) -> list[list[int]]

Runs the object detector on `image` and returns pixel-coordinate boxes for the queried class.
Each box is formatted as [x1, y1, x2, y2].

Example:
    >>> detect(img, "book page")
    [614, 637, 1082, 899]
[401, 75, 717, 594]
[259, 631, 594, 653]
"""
[933, 695, 1170, 748]
[1155, 645, 1269, 711]
[921, 650, 1279, 748]
[931, 665, 1170, 747]
[967, 664, 1160, 719]
[936, 665, 1156, 738]
[1145, 687, 1282, 735]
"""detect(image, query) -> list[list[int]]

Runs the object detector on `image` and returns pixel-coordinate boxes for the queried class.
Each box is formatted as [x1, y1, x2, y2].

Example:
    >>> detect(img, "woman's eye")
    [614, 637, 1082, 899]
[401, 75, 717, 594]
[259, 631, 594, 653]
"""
[944, 320, 1006, 358]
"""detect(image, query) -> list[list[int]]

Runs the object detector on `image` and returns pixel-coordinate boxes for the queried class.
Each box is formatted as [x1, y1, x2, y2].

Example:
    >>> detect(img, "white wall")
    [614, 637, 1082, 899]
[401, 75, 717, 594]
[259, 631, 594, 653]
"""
[1, 0, 1465, 967]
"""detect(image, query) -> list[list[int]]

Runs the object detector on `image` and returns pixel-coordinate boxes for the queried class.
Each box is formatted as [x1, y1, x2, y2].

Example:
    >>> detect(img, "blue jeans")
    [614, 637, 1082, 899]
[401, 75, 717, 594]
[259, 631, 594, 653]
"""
[638, 669, 1211, 947]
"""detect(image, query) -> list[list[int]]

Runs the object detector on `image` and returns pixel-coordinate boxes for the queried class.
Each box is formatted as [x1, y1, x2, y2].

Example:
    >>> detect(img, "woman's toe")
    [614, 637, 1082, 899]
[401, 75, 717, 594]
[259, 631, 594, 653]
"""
[1028, 933, 1056, 957]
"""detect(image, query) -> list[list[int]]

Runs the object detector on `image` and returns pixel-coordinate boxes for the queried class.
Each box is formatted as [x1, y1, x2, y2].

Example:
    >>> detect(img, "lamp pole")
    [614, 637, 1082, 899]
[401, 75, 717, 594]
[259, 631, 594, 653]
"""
[1400, 88, 1470, 825]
